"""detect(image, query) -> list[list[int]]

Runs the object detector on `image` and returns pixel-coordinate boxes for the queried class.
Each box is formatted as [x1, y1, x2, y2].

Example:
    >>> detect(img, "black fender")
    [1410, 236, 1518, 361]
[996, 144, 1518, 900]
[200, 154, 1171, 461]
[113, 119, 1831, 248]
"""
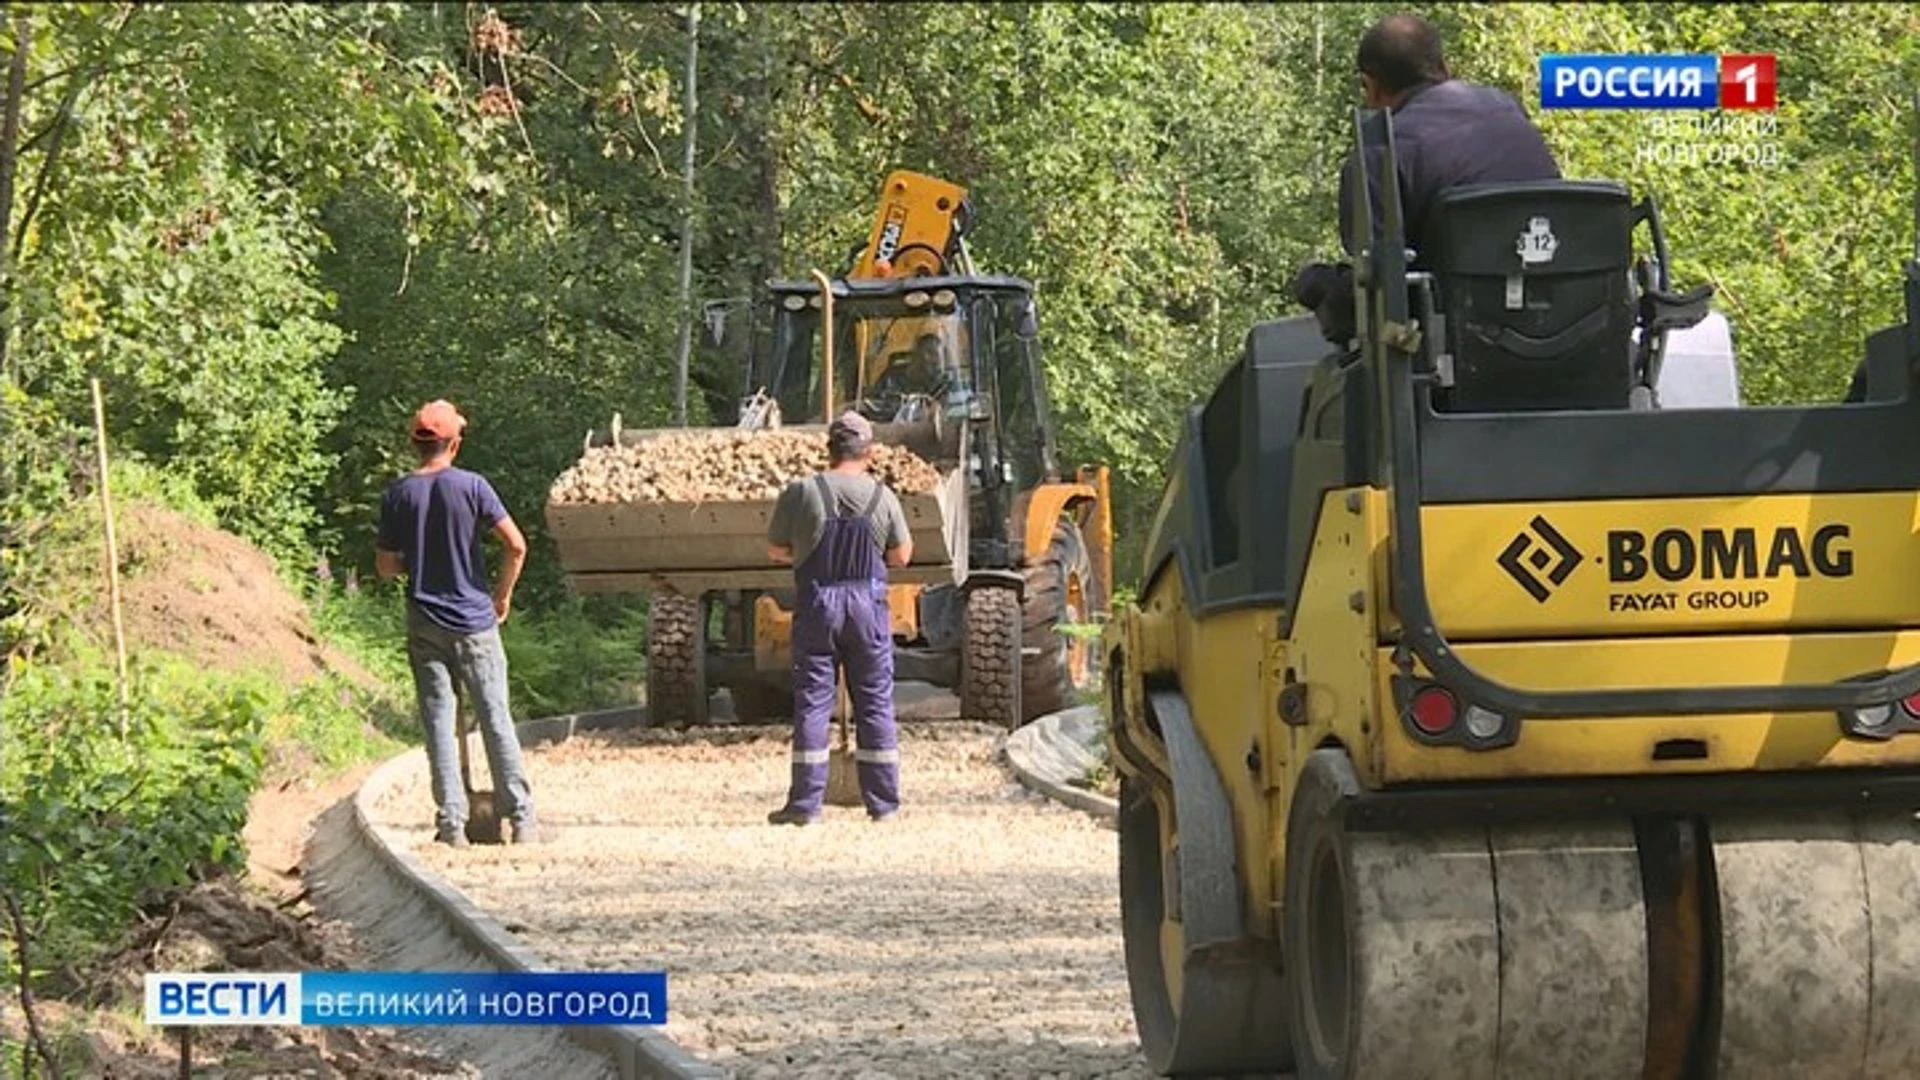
[959, 568, 1025, 600]
[1143, 688, 1294, 1074]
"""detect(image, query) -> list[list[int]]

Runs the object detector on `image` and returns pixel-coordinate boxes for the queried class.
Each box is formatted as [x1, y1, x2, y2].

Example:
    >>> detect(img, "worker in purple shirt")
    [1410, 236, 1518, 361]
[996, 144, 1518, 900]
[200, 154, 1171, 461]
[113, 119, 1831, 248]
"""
[374, 399, 544, 846]
[764, 411, 914, 825]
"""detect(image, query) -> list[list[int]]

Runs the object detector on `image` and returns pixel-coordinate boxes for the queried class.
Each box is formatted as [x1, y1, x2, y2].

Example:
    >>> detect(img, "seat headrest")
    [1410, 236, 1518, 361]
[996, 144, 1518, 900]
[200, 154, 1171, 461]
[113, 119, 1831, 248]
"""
[1425, 181, 1634, 278]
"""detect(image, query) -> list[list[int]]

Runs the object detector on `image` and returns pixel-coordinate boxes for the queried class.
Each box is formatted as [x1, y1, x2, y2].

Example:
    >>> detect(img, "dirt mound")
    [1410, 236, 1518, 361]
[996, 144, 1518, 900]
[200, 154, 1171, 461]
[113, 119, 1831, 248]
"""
[87, 879, 339, 1001]
[89, 504, 377, 690]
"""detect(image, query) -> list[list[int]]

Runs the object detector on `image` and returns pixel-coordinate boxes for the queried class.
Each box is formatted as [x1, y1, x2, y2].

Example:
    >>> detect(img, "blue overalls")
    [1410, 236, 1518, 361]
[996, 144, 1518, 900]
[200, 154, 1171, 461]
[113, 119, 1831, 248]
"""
[777, 473, 901, 819]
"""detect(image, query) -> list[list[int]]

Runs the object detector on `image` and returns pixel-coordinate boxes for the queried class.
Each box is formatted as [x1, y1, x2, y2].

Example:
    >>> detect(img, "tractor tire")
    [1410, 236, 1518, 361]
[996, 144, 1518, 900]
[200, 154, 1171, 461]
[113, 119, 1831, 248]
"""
[959, 584, 1022, 728]
[645, 593, 709, 728]
[1021, 517, 1103, 722]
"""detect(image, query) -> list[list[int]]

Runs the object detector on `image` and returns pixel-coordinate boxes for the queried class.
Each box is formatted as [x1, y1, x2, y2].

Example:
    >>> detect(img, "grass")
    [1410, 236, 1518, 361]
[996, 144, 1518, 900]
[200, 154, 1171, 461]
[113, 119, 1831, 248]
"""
[1079, 760, 1120, 798]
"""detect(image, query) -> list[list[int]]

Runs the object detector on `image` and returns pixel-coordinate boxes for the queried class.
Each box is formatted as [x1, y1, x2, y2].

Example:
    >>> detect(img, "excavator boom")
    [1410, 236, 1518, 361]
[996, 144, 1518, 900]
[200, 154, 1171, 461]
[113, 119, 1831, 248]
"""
[851, 171, 973, 279]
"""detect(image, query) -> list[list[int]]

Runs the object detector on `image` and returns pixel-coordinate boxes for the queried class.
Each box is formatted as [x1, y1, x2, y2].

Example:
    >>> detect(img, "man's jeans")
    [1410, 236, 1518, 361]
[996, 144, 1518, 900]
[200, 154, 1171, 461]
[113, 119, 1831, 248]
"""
[407, 606, 535, 837]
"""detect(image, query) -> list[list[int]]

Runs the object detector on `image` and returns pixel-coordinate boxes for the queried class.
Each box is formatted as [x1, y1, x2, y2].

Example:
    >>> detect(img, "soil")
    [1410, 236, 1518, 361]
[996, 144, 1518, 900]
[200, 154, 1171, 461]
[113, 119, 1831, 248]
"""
[89, 503, 377, 690]
[368, 722, 1156, 1078]
[243, 763, 383, 908]
[1, 765, 479, 1078]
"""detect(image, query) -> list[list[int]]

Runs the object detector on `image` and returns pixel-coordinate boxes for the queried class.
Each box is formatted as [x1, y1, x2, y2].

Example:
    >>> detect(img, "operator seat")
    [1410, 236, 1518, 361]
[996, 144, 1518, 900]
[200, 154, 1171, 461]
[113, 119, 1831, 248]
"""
[1422, 181, 1638, 412]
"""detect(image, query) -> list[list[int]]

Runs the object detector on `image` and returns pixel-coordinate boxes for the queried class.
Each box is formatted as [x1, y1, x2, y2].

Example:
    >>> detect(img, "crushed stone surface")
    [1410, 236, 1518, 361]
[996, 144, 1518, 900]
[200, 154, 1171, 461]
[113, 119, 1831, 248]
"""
[368, 721, 1156, 1078]
[307, 800, 618, 1080]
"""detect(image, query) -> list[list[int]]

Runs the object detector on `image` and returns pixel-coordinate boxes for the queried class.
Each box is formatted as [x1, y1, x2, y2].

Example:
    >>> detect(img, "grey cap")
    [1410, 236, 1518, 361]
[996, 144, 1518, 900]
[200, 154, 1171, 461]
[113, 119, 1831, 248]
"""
[828, 410, 873, 455]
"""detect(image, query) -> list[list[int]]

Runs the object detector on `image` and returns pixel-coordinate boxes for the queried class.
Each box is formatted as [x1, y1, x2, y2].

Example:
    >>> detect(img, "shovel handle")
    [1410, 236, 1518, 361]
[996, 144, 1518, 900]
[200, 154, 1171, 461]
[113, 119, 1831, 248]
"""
[455, 692, 478, 797]
[834, 670, 852, 749]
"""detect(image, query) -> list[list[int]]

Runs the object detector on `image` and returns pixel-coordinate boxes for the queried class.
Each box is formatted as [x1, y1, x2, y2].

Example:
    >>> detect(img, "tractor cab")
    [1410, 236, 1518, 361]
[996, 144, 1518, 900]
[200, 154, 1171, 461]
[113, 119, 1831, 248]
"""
[757, 273, 1062, 495]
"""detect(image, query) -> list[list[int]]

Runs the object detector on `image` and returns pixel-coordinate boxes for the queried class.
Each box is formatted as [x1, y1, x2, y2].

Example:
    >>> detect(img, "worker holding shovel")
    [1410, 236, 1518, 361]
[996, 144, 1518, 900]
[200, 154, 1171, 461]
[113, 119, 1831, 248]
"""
[375, 399, 545, 847]
[765, 411, 913, 825]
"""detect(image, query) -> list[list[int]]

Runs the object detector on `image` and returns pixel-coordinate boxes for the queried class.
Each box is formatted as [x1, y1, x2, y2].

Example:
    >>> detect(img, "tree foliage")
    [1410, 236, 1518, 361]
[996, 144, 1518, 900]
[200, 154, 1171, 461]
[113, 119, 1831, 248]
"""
[6, 1, 1919, 609]
[1, 3, 486, 570]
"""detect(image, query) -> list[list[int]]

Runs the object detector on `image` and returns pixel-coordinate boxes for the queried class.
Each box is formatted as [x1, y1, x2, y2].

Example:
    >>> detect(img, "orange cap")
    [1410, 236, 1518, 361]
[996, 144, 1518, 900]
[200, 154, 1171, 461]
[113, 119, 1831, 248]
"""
[411, 399, 467, 441]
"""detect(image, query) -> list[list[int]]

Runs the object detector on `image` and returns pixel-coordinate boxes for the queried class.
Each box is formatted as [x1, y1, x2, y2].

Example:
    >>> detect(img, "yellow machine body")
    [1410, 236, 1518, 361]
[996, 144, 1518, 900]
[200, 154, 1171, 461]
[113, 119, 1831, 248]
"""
[852, 170, 971, 280]
[1113, 486, 1920, 941]
[742, 169, 1114, 720]
[577, 167, 1114, 727]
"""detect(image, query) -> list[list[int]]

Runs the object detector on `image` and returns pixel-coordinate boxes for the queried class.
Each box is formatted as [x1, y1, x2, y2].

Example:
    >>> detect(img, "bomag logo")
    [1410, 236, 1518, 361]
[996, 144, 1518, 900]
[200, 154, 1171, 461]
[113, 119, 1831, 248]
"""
[1603, 523, 1852, 612]
[1498, 515, 1584, 603]
[1495, 517, 1856, 612]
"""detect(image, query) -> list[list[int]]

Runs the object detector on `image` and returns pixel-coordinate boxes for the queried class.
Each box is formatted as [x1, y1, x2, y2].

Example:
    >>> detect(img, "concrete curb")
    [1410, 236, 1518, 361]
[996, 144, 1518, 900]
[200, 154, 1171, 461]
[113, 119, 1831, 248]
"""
[998, 705, 1119, 824]
[349, 704, 729, 1080]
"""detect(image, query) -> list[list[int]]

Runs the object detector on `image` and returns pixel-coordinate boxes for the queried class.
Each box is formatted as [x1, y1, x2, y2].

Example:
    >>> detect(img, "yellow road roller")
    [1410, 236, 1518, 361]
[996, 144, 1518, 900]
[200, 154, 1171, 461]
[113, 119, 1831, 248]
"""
[1105, 105, 1920, 1078]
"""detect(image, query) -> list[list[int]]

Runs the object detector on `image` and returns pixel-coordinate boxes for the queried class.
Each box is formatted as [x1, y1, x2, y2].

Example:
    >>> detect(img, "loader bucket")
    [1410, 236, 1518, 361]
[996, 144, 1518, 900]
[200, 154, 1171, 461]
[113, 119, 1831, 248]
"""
[544, 417, 970, 596]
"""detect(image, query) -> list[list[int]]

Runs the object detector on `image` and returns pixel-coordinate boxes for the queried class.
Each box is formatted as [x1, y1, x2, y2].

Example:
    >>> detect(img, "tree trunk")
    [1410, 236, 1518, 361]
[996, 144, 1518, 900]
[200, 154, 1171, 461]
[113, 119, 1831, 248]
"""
[673, 3, 700, 426]
[0, 10, 32, 382]
[753, 12, 782, 295]
[728, 8, 781, 412]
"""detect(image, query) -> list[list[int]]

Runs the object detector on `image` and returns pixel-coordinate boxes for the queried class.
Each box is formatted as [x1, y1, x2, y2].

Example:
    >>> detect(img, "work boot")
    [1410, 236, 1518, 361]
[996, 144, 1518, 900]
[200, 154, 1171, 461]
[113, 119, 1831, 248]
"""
[868, 810, 897, 824]
[767, 806, 821, 826]
[435, 827, 471, 849]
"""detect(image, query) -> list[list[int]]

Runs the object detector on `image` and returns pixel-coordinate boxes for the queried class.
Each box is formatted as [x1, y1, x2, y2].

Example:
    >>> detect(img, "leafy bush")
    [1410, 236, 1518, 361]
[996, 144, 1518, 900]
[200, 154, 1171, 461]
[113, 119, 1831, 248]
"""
[0, 657, 268, 981]
[1, 389, 90, 667]
[198, 659, 413, 778]
[499, 598, 649, 718]
[307, 584, 414, 695]
[312, 585, 646, 722]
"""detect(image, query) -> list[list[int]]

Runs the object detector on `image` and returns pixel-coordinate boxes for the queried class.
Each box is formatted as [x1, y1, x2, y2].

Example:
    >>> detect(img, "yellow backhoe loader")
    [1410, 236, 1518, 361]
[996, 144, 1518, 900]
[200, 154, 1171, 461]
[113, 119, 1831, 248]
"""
[1104, 104, 1920, 1078]
[547, 171, 1113, 728]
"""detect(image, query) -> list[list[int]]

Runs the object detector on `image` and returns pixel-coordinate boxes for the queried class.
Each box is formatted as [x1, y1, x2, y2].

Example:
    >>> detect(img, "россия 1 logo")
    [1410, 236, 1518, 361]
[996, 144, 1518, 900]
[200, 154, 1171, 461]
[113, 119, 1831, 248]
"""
[1539, 53, 1776, 111]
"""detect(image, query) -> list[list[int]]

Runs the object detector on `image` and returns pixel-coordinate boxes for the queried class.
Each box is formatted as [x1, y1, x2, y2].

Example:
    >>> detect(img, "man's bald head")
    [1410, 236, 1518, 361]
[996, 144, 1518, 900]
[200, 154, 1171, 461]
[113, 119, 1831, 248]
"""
[1358, 13, 1449, 100]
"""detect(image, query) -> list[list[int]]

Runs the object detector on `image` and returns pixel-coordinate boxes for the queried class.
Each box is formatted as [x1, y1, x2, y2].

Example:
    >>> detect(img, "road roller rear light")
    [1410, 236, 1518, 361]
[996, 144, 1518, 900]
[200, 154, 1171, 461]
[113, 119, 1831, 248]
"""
[1842, 701, 1902, 740]
[1407, 686, 1459, 736]
[1901, 692, 1920, 718]
[1463, 704, 1504, 741]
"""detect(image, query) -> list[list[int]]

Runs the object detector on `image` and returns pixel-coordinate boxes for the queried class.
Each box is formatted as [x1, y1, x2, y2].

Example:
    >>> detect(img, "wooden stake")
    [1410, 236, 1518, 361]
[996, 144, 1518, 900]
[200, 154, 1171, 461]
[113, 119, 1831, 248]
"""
[91, 377, 129, 736]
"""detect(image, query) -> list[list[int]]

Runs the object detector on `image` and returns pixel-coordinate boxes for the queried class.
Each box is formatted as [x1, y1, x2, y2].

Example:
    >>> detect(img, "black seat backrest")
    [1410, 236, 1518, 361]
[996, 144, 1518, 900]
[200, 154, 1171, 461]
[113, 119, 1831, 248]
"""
[1423, 180, 1635, 412]
[1198, 317, 1324, 578]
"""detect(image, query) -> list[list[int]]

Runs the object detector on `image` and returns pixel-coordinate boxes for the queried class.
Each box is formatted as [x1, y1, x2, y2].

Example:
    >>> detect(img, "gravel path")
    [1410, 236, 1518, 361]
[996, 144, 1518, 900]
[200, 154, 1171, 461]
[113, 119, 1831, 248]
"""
[306, 801, 618, 1080]
[368, 721, 1154, 1079]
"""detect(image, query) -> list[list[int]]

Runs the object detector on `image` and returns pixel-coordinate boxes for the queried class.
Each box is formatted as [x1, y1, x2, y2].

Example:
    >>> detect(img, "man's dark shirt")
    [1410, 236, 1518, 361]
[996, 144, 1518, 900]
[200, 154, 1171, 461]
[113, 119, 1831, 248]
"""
[1339, 78, 1561, 263]
[377, 467, 507, 635]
